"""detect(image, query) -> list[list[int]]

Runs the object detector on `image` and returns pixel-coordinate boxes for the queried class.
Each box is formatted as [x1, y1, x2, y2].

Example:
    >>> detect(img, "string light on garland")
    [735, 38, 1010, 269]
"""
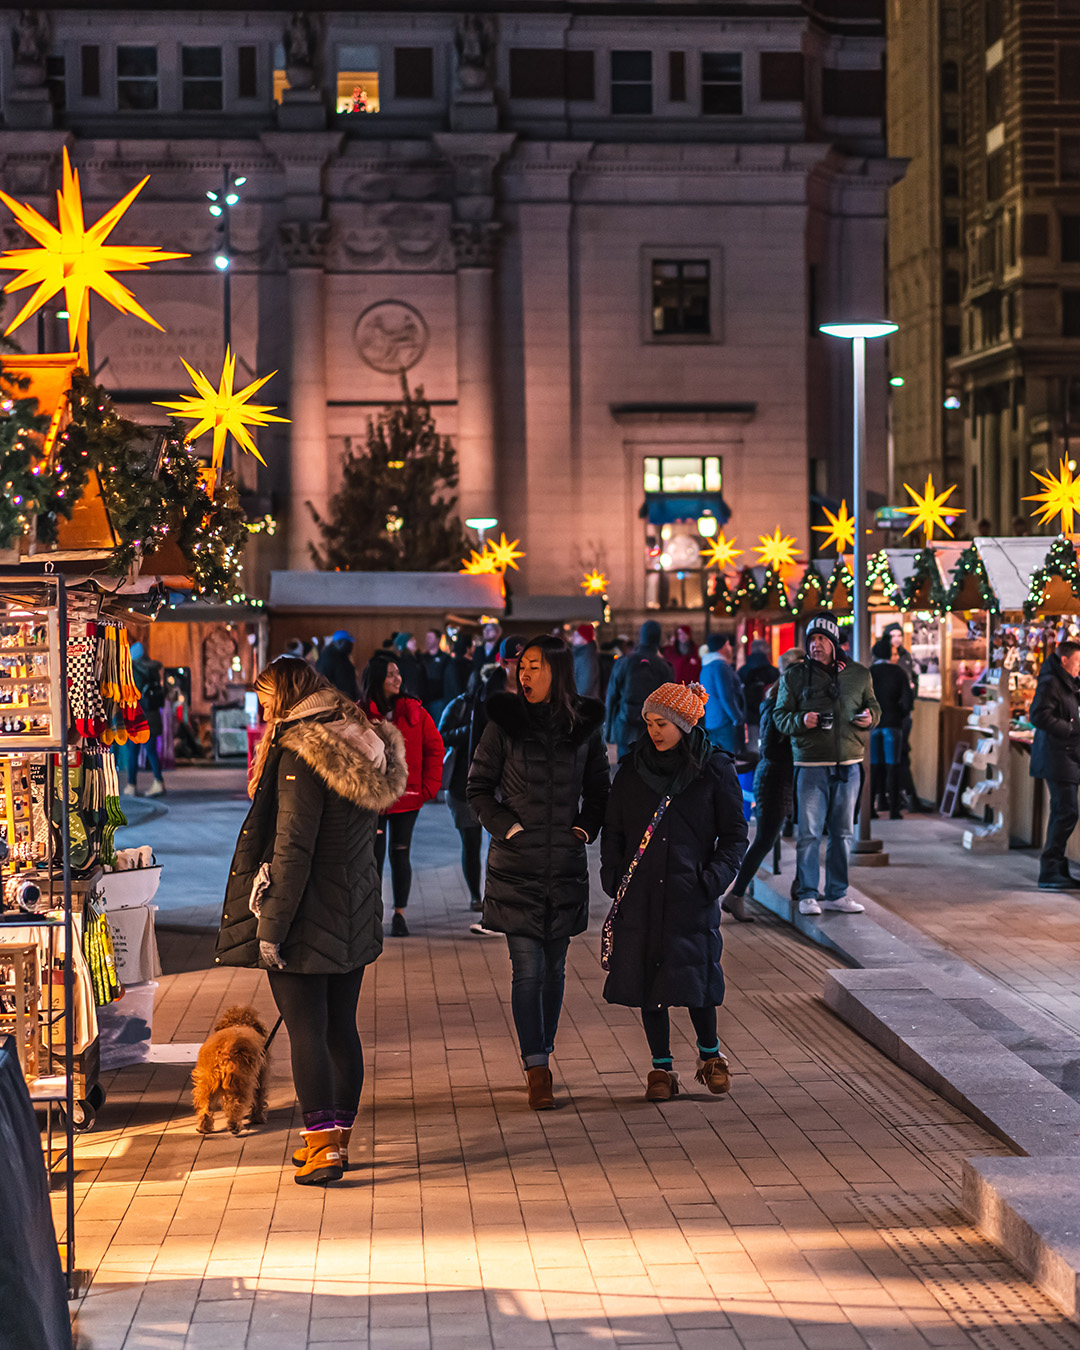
[245, 514, 277, 536]
[1024, 537, 1080, 619]
[793, 565, 825, 615]
[701, 532, 743, 570]
[1023, 458, 1080, 535]
[899, 547, 948, 614]
[753, 527, 799, 571]
[581, 568, 609, 596]
[811, 500, 856, 555]
[900, 473, 964, 545]
[0, 146, 189, 353]
[945, 543, 999, 615]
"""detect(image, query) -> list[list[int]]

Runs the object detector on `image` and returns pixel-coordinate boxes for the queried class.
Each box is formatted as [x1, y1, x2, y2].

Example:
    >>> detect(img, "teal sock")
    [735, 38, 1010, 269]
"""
[651, 1056, 673, 1070]
[697, 1042, 721, 1060]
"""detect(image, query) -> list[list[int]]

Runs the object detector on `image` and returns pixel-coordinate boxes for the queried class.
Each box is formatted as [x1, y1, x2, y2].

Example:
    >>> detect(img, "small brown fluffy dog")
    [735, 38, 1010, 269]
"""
[192, 1005, 270, 1135]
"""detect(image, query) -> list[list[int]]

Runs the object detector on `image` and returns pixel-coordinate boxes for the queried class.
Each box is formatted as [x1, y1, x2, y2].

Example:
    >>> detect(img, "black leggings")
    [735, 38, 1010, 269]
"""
[730, 791, 789, 897]
[458, 823, 482, 902]
[641, 1005, 719, 1063]
[374, 809, 420, 908]
[267, 966, 366, 1128]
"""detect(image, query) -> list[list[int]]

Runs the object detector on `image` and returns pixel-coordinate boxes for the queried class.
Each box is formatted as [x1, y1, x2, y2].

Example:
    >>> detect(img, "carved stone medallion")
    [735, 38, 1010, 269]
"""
[354, 301, 429, 373]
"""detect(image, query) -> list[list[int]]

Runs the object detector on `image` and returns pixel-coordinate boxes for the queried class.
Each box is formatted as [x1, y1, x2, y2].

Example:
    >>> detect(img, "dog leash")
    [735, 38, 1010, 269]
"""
[263, 1016, 284, 1051]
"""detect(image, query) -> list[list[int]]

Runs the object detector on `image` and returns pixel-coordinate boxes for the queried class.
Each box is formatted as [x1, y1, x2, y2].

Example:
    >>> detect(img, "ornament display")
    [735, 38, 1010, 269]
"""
[900, 473, 963, 545]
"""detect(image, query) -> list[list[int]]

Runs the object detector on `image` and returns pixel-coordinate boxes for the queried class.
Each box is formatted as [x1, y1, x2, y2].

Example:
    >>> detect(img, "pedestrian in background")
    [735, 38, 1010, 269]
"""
[126, 642, 166, 797]
[316, 630, 359, 701]
[446, 630, 476, 700]
[723, 647, 803, 921]
[472, 620, 503, 673]
[605, 620, 673, 756]
[663, 625, 702, 685]
[869, 636, 914, 820]
[700, 634, 746, 755]
[360, 651, 444, 936]
[419, 629, 450, 725]
[739, 640, 780, 752]
[390, 632, 423, 698]
[467, 635, 609, 1110]
[498, 634, 525, 693]
[600, 682, 746, 1101]
[774, 614, 879, 916]
[1030, 639, 1080, 890]
[571, 623, 601, 700]
[215, 656, 407, 1185]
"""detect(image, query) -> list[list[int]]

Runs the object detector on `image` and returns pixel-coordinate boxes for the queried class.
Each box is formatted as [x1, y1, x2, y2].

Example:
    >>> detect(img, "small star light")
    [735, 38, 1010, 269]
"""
[900, 473, 963, 545]
[485, 532, 525, 572]
[1024, 459, 1080, 535]
[460, 549, 498, 575]
[811, 500, 856, 555]
[155, 348, 289, 472]
[581, 568, 609, 596]
[754, 527, 799, 571]
[701, 532, 743, 570]
[0, 146, 189, 352]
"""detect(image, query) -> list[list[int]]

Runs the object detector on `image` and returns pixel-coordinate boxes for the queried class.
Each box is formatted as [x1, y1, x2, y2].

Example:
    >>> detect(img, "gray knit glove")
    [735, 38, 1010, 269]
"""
[260, 939, 286, 969]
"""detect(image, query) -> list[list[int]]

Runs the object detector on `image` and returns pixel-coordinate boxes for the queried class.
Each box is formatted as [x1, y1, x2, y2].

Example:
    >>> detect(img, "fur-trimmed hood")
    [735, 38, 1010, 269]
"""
[485, 691, 605, 746]
[279, 715, 408, 813]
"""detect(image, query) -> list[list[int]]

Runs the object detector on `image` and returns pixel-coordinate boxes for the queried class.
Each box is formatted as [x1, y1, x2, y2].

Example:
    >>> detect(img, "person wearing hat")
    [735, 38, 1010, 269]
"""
[316, 630, 359, 701]
[497, 634, 525, 694]
[390, 631, 422, 698]
[700, 633, 746, 755]
[773, 615, 880, 916]
[605, 620, 674, 756]
[600, 681, 747, 1102]
[571, 623, 601, 700]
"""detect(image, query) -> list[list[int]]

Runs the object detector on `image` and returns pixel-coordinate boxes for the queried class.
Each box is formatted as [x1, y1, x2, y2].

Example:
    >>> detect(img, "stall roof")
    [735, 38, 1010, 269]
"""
[507, 594, 604, 623]
[882, 548, 922, 587]
[974, 536, 1061, 613]
[269, 570, 505, 614]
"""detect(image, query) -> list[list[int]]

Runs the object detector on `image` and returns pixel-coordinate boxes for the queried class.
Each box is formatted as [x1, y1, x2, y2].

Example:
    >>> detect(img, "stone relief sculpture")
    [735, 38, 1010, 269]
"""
[454, 14, 494, 92]
[354, 302, 429, 374]
[12, 9, 49, 88]
[283, 12, 317, 91]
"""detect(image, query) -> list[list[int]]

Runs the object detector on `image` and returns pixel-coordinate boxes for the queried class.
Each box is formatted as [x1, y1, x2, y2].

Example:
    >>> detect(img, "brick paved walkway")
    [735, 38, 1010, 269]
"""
[65, 807, 1080, 1349]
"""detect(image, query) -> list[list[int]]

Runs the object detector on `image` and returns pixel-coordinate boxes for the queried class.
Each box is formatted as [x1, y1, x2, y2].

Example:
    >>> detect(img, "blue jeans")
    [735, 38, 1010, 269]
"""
[116, 737, 162, 788]
[870, 727, 902, 766]
[794, 765, 860, 901]
[504, 935, 570, 1068]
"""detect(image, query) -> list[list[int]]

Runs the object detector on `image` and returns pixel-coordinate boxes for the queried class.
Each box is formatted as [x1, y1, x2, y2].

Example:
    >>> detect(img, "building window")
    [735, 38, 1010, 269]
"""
[668, 51, 686, 102]
[337, 44, 379, 114]
[1060, 45, 1080, 101]
[944, 268, 962, 304]
[760, 51, 803, 102]
[611, 50, 652, 115]
[985, 0, 1004, 44]
[643, 456, 725, 611]
[46, 55, 65, 112]
[508, 48, 594, 100]
[116, 45, 158, 110]
[80, 45, 100, 98]
[942, 60, 959, 93]
[182, 47, 223, 111]
[945, 324, 961, 357]
[1064, 289, 1080, 337]
[651, 260, 710, 336]
[273, 43, 287, 104]
[985, 65, 1004, 127]
[701, 52, 742, 115]
[943, 112, 960, 145]
[1062, 135, 1080, 182]
[943, 163, 961, 197]
[944, 216, 961, 250]
[986, 148, 1006, 201]
[394, 47, 433, 99]
[237, 45, 258, 99]
[1063, 216, 1080, 263]
[822, 68, 885, 117]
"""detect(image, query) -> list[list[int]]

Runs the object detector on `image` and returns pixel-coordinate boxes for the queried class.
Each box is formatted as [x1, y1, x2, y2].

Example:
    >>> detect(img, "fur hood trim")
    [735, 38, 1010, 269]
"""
[485, 691, 605, 746]
[280, 716, 408, 812]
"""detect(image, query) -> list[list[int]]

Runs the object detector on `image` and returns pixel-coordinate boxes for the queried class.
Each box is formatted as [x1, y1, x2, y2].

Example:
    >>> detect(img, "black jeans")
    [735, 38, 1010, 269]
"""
[1041, 779, 1080, 879]
[374, 809, 420, 908]
[730, 791, 788, 897]
[457, 823, 482, 903]
[267, 965, 366, 1127]
[504, 934, 570, 1068]
[640, 1006, 719, 1062]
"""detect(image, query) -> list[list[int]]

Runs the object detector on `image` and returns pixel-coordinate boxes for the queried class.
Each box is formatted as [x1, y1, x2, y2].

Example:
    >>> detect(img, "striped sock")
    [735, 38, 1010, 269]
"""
[697, 1042, 721, 1060]
[651, 1056, 674, 1070]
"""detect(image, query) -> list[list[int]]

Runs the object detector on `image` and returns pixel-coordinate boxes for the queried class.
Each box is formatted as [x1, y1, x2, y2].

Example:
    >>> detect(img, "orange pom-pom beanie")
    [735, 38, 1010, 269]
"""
[642, 681, 708, 733]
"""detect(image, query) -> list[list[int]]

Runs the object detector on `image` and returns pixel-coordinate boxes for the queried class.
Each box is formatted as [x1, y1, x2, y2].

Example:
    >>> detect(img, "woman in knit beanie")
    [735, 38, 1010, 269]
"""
[599, 681, 748, 1101]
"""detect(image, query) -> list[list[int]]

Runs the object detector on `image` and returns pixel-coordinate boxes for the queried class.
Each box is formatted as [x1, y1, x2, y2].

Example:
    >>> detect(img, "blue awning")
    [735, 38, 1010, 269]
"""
[642, 494, 732, 527]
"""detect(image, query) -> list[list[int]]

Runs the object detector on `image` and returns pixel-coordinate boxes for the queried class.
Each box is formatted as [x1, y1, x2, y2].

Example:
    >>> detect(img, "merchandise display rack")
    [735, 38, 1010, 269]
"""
[0, 566, 82, 1296]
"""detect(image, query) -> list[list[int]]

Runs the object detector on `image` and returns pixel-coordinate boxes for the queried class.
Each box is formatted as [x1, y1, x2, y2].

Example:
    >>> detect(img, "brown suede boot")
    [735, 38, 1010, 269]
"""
[645, 1069, 680, 1101]
[293, 1126, 351, 1170]
[294, 1128, 344, 1185]
[694, 1054, 732, 1095]
[525, 1066, 556, 1110]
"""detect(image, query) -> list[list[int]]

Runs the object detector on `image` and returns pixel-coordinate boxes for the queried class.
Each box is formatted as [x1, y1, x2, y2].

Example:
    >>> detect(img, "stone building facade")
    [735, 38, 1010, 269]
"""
[0, 2, 895, 621]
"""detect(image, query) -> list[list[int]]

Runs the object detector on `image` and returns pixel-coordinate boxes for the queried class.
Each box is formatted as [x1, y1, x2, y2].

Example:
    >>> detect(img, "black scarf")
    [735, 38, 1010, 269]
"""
[632, 725, 710, 798]
[802, 655, 842, 702]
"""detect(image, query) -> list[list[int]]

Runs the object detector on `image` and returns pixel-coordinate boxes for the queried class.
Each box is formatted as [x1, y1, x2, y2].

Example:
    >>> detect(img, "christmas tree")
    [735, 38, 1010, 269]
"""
[310, 376, 471, 571]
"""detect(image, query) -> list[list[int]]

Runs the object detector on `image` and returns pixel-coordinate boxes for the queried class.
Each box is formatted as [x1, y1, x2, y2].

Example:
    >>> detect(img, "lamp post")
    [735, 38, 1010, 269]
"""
[206, 165, 247, 471]
[465, 515, 498, 549]
[820, 320, 898, 863]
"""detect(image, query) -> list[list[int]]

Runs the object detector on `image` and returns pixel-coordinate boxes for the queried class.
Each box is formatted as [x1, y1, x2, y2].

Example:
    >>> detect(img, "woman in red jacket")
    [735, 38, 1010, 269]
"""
[663, 625, 702, 685]
[360, 650, 444, 936]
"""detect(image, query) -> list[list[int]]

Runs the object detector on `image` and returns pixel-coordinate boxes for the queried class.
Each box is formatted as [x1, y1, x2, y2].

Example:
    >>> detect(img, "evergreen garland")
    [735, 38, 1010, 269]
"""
[945, 543, 999, 614]
[1024, 537, 1080, 620]
[793, 565, 825, 615]
[899, 547, 948, 613]
[310, 375, 471, 572]
[824, 556, 855, 611]
[0, 389, 54, 549]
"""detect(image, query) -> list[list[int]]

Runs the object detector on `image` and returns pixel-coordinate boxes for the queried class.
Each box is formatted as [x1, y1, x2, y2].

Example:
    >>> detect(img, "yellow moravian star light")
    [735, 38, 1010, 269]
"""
[1024, 459, 1080, 536]
[753, 527, 799, 571]
[0, 146, 189, 352]
[485, 532, 525, 572]
[701, 532, 743, 570]
[581, 568, 609, 595]
[155, 348, 289, 470]
[811, 500, 856, 554]
[460, 549, 498, 575]
[900, 473, 963, 545]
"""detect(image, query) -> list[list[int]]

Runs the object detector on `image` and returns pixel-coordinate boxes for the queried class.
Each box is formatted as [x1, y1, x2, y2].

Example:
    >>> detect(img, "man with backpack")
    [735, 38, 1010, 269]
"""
[605, 620, 673, 756]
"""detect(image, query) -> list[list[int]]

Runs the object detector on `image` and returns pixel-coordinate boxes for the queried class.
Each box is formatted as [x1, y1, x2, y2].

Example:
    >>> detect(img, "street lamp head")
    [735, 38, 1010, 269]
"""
[819, 322, 898, 340]
[465, 516, 498, 531]
[225, 192, 240, 206]
[208, 204, 223, 217]
[206, 190, 218, 201]
[214, 254, 231, 271]
[233, 176, 247, 187]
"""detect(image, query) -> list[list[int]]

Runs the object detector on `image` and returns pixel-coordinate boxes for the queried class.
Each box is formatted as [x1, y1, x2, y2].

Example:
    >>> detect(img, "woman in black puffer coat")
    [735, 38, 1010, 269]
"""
[215, 657, 407, 1185]
[600, 681, 747, 1102]
[467, 635, 609, 1110]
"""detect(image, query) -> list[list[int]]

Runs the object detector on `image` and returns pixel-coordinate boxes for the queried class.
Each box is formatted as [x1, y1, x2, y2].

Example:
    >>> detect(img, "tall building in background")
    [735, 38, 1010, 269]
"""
[0, 2, 894, 623]
[886, 0, 966, 505]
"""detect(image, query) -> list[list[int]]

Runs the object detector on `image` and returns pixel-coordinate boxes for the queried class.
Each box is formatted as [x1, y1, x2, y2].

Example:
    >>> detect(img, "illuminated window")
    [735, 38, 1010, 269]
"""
[337, 44, 380, 114]
[643, 456, 721, 493]
[273, 43, 288, 104]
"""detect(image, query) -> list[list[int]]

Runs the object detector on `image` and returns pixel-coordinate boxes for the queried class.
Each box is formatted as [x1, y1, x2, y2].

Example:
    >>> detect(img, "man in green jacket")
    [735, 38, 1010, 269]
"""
[774, 614, 881, 916]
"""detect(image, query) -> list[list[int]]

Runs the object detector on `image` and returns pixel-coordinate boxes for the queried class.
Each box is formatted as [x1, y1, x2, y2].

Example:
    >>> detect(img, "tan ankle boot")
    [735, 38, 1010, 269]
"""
[294, 1128, 343, 1185]
[293, 1126, 351, 1170]
[645, 1069, 680, 1101]
[525, 1066, 555, 1110]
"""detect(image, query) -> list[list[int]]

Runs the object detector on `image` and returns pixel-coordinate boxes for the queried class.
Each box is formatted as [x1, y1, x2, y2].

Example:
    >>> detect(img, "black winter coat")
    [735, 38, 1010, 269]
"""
[600, 750, 747, 1009]
[316, 644, 359, 701]
[753, 689, 793, 817]
[215, 712, 408, 973]
[869, 660, 915, 729]
[439, 665, 506, 801]
[740, 658, 780, 726]
[604, 646, 674, 752]
[466, 693, 610, 939]
[1030, 653, 1080, 784]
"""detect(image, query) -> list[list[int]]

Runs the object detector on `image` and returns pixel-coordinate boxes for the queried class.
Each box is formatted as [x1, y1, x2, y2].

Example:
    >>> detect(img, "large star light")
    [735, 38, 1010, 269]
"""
[754, 528, 799, 571]
[811, 500, 856, 554]
[701, 532, 743, 570]
[460, 549, 498, 575]
[900, 473, 963, 545]
[0, 147, 188, 352]
[156, 348, 289, 470]
[1024, 459, 1080, 535]
[581, 568, 609, 595]
[485, 533, 525, 572]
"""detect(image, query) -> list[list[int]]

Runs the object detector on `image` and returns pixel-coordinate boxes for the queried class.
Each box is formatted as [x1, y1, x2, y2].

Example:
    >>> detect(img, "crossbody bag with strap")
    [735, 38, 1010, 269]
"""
[601, 794, 672, 972]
